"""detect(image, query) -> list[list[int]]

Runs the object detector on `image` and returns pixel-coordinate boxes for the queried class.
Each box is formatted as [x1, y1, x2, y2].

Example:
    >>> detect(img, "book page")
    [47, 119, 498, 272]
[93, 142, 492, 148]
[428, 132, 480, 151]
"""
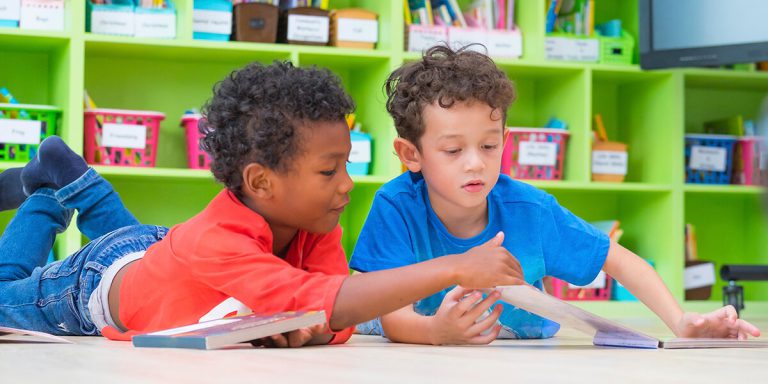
[495, 285, 660, 348]
[0, 326, 73, 344]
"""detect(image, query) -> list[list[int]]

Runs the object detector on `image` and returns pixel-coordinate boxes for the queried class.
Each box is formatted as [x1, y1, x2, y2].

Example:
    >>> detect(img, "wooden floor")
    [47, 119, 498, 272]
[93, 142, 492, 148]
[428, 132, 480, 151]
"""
[2, 317, 766, 383]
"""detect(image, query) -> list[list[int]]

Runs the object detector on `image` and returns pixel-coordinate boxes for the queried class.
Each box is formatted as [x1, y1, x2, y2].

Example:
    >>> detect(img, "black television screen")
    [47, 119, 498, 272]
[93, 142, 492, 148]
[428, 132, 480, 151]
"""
[639, 0, 768, 69]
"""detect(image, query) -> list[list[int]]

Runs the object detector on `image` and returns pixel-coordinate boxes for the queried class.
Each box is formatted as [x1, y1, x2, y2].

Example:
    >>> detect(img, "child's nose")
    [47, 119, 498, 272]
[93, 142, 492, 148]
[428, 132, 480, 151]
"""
[339, 168, 354, 193]
[465, 150, 485, 172]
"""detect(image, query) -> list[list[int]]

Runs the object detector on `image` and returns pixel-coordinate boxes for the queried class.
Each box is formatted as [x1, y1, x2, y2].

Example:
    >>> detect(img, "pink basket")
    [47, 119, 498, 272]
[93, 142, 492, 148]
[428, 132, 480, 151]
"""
[550, 274, 612, 301]
[501, 128, 569, 180]
[733, 136, 765, 186]
[181, 114, 211, 170]
[84, 108, 165, 167]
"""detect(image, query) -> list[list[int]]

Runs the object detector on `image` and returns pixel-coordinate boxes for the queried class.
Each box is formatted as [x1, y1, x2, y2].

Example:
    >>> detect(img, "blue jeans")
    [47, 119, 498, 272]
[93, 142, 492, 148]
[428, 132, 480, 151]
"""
[0, 168, 167, 335]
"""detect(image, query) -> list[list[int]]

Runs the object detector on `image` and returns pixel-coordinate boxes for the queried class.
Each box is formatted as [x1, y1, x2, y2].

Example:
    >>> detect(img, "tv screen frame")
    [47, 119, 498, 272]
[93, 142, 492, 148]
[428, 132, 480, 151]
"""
[639, 0, 768, 69]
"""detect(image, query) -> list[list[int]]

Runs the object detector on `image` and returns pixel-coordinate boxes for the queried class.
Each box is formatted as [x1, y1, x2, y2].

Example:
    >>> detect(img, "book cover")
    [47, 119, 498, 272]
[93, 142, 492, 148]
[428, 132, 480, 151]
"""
[132, 310, 326, 350]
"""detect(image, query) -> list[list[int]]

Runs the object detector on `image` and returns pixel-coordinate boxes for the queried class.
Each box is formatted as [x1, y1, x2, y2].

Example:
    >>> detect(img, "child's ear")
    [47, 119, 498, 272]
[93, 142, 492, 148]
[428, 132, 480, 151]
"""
[394, 138, 422, 173]
[242, 163, 272, 199]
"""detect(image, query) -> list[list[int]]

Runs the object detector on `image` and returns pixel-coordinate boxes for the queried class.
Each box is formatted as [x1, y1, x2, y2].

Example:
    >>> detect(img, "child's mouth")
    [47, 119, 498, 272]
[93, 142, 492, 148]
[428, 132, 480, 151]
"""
[462, 180, 485, 193]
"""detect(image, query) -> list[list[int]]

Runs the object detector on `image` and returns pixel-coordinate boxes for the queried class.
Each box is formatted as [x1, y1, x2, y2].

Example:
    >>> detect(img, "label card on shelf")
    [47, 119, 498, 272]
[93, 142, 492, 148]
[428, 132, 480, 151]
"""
[0, 119, 41, 145]
[486, 28, 523, 58]
[287, 15, 329, 43]
[349, 139, 371, 163]
[518, 142, 558, 166]
[19, 0, 64, 31]
[0, 0, 21, 21]
[448, 27, 487, 52]
[337, 18, 377, 43]
[684, 263, 716, 290]
[407, 25, 447, 52]
[689, 146, 727, 172]
[193, 9, 231, 35]
[592, 151, 628, 175]
[91, 10, 134, 36]
[102, 123, 147, 149]
[134, 12, 176, 39]
[545, 37, 599, 62]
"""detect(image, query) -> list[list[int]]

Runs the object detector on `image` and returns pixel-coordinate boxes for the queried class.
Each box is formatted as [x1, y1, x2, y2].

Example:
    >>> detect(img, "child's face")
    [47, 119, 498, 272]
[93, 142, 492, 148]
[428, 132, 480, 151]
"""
[268, 121, 353, 234]
[414, 101, 504, 211]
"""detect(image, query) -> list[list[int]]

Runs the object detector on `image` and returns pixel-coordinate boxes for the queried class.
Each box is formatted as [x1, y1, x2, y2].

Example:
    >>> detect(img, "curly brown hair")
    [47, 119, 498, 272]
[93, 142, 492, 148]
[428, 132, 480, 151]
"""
[385, 45, 516, 148]
[200, 61, 354, 197]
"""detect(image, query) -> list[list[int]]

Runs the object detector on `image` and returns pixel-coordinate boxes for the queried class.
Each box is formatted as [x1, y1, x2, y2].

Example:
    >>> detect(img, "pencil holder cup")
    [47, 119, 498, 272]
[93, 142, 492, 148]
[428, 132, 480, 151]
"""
[84, 108, 164, 167]
[181, 113, 211, 170]
[591, 141, 628, 182]
[501, 128, 569, 180]
[0, 103, 60, 161]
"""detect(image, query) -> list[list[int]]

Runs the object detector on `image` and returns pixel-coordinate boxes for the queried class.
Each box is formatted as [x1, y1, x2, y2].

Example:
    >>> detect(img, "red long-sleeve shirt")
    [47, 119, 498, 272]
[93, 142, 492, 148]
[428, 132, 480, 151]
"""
[106, 189, 352, 344]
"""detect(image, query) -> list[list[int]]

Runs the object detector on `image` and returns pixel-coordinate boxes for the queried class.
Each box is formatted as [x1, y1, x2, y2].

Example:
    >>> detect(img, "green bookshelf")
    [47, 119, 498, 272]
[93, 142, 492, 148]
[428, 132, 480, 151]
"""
[1, 0, 767, 320]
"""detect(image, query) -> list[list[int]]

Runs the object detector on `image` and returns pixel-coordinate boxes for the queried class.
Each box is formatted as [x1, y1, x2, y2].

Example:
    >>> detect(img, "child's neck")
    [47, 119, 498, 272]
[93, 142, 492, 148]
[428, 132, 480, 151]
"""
[239, 194, 297, 258]
[270, 225, 298, 258]
[429, 194, 489, 239]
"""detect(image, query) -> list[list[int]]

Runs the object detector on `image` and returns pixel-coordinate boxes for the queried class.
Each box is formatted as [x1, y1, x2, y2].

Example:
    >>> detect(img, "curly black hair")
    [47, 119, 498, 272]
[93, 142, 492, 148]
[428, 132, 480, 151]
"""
[385, 45, 516, 148]
[200, 61, 355, 196]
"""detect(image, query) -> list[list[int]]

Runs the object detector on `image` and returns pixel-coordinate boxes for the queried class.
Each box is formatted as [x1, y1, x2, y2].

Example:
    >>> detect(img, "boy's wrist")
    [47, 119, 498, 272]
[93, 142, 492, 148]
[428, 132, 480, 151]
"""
[438, 254, 462, 286]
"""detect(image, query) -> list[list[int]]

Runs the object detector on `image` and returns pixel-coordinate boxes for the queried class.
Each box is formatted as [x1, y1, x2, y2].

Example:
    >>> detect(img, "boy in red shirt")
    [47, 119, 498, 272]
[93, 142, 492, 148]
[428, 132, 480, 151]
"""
[0, 61, 522, 346]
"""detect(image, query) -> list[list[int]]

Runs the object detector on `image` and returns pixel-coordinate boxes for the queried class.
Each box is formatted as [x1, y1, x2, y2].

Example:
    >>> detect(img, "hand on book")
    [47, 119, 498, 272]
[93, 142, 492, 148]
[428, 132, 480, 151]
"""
[427, 286, 503, 345]
[250, 324, 332, 348]
[674, 305, 762, 340]
[452, 232, 524, 289]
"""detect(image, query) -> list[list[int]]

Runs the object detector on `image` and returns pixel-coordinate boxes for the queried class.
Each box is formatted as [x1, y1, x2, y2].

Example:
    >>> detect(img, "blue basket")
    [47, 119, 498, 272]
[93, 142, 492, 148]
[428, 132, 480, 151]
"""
[685, 134, 737, 184]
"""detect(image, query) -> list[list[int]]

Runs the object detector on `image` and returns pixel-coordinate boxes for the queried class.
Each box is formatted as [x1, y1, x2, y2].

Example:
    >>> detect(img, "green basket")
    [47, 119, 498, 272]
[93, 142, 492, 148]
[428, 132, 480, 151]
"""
[0, 103, 61, 162]
[598, 30, 635, 65]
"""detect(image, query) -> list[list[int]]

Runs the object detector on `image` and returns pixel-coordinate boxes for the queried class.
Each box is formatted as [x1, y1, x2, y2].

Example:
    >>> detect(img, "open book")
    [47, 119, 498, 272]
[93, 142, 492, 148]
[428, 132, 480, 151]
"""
[497, 285, 768, 349]
[132, 311, 326, 350]
[0, 326, 73, 344]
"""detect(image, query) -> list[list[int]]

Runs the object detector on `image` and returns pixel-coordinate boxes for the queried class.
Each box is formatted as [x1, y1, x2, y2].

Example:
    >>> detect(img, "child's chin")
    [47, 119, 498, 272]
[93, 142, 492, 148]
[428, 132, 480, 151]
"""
[307, 221, 339, 234]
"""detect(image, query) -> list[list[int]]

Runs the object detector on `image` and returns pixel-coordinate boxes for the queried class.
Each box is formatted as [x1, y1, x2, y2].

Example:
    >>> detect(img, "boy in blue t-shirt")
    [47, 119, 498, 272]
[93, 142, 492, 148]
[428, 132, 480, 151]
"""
[349, 46, 761, 345]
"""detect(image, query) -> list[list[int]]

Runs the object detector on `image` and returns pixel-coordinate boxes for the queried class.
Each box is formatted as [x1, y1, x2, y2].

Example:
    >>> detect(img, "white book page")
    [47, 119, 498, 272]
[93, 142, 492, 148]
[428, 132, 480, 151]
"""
[496, 285, 659, 347]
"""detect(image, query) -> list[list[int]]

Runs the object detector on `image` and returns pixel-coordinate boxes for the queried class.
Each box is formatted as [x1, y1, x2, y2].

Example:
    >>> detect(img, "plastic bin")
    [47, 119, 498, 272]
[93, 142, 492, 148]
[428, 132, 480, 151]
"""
[733, 136, 764, 186]
[0, 0, 21, 27]
[684, 134, 737, 184]
[501, 128, 569, 180]
[84, 108, 164, 167]
[347, 130, 371, 175]
[86, 0, 134, 36]
[598, 29, 634, 65]
[0, 102, 60, 161]
[180, 113, 211, 169]
[193, 0, 232, 41]
[134, 0, 176, 39]
[551, 271, 612, 301]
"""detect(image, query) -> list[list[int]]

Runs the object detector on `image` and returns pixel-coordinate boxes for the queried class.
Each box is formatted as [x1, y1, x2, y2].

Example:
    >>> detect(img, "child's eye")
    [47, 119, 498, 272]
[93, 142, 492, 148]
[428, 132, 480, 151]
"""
[482, 144, 499, 150]
[444, 148, 461, 154]
[320, 169, 337, 176]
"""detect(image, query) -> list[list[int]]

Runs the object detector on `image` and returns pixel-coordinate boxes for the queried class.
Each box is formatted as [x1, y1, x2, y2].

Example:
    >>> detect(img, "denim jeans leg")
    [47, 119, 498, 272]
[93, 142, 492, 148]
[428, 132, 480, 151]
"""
[55, 168, 140, 241]
[0, 224, 168, 335]
[0, 188, 71, 281]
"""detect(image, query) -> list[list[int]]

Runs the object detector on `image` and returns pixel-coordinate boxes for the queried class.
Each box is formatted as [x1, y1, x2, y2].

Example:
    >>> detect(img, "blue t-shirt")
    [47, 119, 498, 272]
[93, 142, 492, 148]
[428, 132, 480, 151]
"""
[350, 172, 610, 339]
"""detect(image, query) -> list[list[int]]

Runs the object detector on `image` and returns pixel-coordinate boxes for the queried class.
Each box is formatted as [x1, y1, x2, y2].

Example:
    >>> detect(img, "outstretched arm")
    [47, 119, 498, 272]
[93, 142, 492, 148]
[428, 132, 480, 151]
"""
[604, 241, 761, 339]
